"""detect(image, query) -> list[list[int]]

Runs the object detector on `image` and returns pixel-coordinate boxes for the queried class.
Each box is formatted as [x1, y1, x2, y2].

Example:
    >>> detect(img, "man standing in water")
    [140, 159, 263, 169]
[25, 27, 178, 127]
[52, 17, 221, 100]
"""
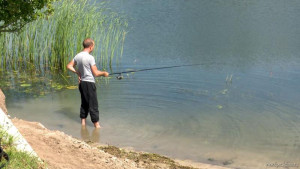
[67, 38, 109, 128]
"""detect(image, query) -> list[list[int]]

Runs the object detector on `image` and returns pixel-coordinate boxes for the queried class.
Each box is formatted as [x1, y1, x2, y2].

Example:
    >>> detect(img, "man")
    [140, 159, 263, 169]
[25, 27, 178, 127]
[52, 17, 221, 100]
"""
[67, 38, 109, 128]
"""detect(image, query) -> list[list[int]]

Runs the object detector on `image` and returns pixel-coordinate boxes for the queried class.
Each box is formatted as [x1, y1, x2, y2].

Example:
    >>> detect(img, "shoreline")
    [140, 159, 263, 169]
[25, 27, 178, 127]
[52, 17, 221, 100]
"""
[1, 89, 231, 169]
[11, 118, 231, 169]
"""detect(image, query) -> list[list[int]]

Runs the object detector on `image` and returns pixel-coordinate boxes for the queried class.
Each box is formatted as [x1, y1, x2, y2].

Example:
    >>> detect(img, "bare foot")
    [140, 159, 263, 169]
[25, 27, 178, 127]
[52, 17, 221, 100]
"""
[94, 122, 101, 128]
[81, 118, 86, 126]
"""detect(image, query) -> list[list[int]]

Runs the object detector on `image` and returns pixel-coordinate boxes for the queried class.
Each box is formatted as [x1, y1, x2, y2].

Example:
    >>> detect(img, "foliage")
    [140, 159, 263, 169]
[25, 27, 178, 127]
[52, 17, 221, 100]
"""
[0, 127, 46, 168]
[0, 0, 54, 33]
[0, 0, 127, 97]
[0, 0, 127, 72]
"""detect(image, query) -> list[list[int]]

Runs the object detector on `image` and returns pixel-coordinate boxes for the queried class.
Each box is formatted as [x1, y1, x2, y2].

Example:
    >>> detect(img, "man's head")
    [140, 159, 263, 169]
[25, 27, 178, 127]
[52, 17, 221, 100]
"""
[83, 38, 95, 53]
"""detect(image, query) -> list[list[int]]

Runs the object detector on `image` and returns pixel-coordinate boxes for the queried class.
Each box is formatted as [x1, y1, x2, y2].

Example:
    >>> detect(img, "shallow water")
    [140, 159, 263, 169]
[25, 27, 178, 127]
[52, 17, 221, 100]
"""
[5, 0, 300, 168]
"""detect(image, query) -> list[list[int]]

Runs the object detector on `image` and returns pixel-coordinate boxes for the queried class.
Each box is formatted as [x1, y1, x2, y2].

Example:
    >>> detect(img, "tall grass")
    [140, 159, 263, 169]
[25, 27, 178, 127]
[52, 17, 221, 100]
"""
[0, 0, 127, 73]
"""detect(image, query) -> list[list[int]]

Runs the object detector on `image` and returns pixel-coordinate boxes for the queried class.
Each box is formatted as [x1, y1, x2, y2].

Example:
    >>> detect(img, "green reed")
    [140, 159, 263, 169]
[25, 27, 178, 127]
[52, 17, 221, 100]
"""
[0, 0, 127, 72]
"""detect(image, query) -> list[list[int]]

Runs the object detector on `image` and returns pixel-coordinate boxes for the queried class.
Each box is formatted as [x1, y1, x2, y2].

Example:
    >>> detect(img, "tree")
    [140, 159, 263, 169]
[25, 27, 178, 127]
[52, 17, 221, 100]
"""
[0, 0, 54, 33]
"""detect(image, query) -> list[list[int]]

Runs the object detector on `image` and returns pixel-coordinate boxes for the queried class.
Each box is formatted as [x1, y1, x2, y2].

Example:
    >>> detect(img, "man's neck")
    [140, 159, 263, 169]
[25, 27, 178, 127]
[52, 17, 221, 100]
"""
[82, 48, 90, 53]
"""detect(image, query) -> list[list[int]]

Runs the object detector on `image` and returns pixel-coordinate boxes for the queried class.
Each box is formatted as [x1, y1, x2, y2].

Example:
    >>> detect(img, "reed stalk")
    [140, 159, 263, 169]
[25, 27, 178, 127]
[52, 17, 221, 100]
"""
[0, 0, 127, 73]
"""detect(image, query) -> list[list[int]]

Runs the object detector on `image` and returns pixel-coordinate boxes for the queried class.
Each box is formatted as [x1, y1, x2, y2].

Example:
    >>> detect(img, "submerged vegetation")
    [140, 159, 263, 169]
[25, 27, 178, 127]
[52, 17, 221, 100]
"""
[99, 145, 196, 169]
[0, 69, 76, 98]
[0, 0, 127, 96]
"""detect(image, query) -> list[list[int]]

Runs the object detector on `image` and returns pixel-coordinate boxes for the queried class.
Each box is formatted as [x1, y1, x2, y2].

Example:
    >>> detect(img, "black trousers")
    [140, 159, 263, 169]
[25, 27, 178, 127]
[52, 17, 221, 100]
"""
[79, 81, 99, 123]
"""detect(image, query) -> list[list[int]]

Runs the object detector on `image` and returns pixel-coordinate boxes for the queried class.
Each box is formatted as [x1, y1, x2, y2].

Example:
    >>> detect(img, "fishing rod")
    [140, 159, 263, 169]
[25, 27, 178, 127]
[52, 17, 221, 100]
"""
[109, 63, 212, 80]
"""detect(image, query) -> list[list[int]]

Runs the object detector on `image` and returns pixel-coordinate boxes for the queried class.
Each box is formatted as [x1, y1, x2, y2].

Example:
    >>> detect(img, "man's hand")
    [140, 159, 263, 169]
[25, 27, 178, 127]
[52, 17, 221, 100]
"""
[77, 72, 81, 83]
[91, 65, 110, 77]
[103, 72, 109, 77]
[67, 60, 82, 83]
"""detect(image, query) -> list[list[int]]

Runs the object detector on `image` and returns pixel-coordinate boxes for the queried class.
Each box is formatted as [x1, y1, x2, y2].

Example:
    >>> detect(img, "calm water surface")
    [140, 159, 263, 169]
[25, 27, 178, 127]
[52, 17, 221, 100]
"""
[6, 0, 300, 168]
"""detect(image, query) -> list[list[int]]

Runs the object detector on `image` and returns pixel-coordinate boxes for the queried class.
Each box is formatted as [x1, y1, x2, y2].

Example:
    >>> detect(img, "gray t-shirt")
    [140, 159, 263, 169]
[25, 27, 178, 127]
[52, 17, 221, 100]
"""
[73, 51, 96, 83]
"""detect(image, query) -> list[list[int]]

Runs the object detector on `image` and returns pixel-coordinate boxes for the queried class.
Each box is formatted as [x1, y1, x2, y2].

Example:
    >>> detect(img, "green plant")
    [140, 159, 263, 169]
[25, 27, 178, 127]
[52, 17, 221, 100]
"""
[0, 0, 127, 97]
[0, 127, 46, 168]
[0, 0, 54, 33]
[0, 0, 127, 72]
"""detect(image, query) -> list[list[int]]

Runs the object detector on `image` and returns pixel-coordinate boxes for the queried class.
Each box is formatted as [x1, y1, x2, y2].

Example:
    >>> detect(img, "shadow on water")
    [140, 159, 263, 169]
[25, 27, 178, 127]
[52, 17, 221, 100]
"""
[55, 107, 79, 122]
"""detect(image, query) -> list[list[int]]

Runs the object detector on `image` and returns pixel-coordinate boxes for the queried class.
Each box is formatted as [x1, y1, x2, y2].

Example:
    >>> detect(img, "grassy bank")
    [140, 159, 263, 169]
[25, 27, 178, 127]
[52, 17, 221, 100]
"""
[0, 127, 45, 169]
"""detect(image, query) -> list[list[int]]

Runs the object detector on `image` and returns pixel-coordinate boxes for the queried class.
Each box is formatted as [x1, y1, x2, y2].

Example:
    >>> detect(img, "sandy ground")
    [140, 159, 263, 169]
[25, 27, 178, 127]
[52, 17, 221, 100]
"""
[12, 118, 139, 169]
[0, 89, 7, 114]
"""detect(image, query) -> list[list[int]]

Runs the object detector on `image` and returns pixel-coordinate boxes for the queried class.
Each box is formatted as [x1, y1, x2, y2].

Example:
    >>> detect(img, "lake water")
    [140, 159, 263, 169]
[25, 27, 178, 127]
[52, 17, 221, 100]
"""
[5, 0, 300, 168]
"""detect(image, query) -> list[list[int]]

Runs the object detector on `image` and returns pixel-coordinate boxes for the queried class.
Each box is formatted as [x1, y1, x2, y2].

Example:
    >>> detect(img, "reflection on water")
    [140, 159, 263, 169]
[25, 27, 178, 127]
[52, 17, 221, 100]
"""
[81, 126, 100, 143]
[3, 0, 300, 169]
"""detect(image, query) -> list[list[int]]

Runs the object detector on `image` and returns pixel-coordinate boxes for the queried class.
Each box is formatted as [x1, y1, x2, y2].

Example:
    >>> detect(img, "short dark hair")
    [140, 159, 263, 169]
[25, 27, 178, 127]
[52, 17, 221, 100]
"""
[83, 38, 94, 48]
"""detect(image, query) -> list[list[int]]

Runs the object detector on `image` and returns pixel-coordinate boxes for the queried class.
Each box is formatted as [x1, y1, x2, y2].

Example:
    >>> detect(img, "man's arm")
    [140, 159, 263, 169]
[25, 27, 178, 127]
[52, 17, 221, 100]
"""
[91, 65, 109, 77]
[67, 60, 81, 81]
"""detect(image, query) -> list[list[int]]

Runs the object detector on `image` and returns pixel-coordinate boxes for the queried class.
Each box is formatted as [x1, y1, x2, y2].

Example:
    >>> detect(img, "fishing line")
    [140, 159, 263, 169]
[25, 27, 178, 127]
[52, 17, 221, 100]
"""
[109, 62, 216, 80]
